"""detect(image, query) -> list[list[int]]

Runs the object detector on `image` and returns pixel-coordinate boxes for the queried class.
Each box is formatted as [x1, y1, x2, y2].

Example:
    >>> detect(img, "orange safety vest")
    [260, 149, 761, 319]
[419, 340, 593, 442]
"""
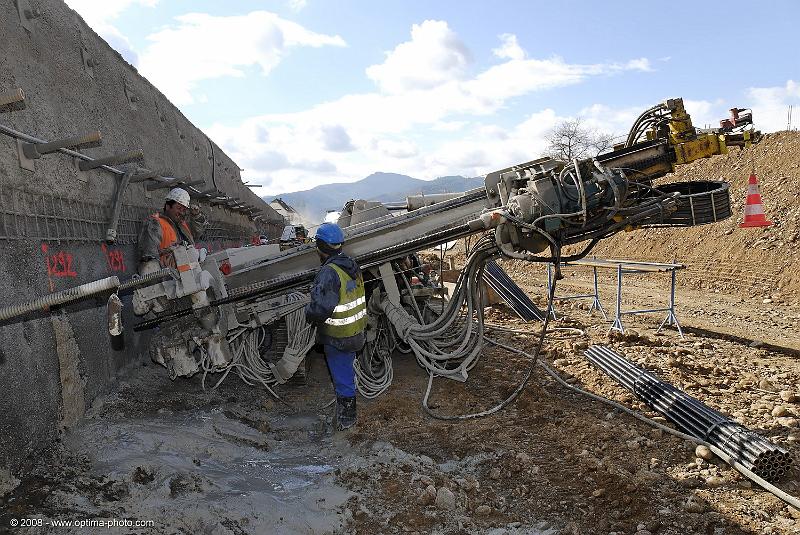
[151, 213, 193, 267]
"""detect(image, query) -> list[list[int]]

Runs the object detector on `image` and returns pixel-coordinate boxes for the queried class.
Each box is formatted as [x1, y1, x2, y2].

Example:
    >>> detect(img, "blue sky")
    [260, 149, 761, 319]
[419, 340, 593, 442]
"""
[66, 0, 800, 196]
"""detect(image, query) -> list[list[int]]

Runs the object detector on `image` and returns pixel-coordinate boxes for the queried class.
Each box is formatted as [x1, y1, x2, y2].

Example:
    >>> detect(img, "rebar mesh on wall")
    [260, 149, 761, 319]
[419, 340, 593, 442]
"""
[0, 184, 269, 245]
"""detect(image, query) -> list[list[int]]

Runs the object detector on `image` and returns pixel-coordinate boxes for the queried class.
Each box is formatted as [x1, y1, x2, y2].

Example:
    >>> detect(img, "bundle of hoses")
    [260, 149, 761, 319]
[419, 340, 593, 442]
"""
[585, 345, 793, 482]
[201, 325, 282, 398]
[643, 181, 731, 227]
[354, 312, 394, 398]
[379, 237, 498, 383]
[202, 292, 316, 397]
[624, 103, 669, 147]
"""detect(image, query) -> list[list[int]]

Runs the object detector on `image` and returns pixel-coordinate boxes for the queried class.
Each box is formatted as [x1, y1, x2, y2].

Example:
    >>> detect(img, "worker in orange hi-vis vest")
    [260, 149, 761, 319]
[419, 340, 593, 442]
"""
[133, 188, 208, 315]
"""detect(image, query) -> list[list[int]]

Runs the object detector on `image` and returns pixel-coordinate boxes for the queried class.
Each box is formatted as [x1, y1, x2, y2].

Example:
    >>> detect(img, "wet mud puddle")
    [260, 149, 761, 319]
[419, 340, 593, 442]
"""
[58, 408, 352, 534]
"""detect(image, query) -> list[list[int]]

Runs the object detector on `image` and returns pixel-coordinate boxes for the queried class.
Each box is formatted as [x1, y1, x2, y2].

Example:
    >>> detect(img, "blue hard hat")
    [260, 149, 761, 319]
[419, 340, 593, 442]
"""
[315, 222, 345, 245]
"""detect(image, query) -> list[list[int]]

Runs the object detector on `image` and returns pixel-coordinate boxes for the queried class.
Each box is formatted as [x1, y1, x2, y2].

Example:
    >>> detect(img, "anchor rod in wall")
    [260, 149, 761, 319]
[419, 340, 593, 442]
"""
[0, 88, 25, 109]
[79, 149, 144, 171]
[22, 131, 101, 159]
[128, 169, 164, 183]
[146, 177, 204, 191]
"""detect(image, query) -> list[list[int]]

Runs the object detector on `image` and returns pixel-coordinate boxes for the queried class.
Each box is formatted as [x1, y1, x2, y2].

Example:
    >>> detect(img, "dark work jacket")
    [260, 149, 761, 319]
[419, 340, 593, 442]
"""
[305, 253, 366, 352]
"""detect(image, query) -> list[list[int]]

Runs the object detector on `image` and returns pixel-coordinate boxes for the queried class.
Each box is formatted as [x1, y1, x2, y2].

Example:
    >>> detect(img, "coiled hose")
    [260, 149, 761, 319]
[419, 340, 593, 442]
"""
[201, 292, 316, 399]
[380, 238, 498, 383]
[355, 312, 395, 398]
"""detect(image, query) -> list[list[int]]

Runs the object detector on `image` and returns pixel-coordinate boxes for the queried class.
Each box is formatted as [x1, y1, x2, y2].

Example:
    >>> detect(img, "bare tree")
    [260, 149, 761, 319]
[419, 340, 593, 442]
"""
[545, 119, 615, 161]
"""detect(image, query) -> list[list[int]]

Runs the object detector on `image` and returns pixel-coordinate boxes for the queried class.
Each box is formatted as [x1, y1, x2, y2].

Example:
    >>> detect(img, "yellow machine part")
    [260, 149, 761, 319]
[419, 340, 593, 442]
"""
[672, 133, 728, 166]
[666, 98, 695, 143]
[604, 96, 755, 183]
[743, 130, 753, 148]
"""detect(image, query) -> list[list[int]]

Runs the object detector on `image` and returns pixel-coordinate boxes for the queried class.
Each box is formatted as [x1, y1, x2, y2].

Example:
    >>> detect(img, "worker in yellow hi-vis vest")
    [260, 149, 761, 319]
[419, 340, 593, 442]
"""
[304, 222, 366, 430]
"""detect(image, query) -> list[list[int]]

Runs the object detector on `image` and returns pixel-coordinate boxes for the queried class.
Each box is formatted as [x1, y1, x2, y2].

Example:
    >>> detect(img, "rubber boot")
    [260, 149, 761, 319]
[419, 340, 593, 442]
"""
[336, 396, 357, 430]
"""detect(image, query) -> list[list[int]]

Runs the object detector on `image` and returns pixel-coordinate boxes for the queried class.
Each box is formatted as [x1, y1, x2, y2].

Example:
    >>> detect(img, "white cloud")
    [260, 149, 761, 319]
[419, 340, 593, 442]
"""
[492, 34, 525, 61]
[374, 139, 419, 159]
[251, 44, 650, 139]
[624, 58, 652, 71]
[748, 80, 800, 132]
[476, 125, 509, 140]
[432, 121, 469, 132]
[212, 107, 564, 196]
[579, 103, 643, 135]
[422, 109, 561, 179]
[465, 55, 651, 109]
[208, 27, 652, 196]
[366, 20, 471, 94]
[64, 0, 158, 64]
[295, 159, 337, 173]
[683, 99, 726, 130]
[430, 145, 490, 169]
[249, 150, 290, 171]
[320, 125, 356, 152]
[288, 0, 307, 11]
[138, 11, 345, 105]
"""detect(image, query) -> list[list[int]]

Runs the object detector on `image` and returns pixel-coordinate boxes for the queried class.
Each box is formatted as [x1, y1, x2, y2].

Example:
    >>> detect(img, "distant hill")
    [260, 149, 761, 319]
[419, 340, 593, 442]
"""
[269, 172, 484, 224]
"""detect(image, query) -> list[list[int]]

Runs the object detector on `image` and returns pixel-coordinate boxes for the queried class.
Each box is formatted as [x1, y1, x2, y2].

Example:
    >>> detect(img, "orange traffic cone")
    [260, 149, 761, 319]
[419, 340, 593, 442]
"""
[739, 173, 773, 228]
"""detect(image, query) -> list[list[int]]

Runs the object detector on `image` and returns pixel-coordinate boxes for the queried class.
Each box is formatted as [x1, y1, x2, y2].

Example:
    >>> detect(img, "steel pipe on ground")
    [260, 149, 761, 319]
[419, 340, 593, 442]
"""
[592, 352, 787, 469]
[585, 345, 791, 481]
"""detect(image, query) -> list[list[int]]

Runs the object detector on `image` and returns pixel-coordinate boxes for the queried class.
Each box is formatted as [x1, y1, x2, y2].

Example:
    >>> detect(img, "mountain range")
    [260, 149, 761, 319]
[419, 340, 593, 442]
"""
[267, 172, 484, 224]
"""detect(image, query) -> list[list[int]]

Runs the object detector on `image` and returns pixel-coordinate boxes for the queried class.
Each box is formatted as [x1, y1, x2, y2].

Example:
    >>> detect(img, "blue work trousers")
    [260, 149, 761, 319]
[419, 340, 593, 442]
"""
[324, 344, 356, 398]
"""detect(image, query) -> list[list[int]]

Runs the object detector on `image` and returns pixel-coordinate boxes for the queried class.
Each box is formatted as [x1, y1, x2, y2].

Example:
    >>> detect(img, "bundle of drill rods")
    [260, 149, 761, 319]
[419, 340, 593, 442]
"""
[484, 260, 544, 321]
[585, 345, 792, 482]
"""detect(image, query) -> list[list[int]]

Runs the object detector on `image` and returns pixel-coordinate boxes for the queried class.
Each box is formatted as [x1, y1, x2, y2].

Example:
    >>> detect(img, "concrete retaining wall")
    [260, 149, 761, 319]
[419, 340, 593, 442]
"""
[0, 0, 281, 475]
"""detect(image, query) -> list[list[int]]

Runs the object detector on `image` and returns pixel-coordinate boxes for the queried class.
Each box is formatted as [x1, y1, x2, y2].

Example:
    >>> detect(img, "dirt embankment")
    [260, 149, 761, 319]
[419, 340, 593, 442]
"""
[591, 131, 800, 299]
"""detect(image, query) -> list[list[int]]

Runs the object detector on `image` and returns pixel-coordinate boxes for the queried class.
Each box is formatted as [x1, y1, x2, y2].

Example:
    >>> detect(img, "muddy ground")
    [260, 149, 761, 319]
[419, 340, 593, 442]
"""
[1, 259, 799, 535]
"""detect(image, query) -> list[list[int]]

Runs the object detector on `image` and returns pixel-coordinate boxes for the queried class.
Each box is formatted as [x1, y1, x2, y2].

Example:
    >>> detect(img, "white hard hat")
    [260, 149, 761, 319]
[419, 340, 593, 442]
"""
[165, 188, 191, 208]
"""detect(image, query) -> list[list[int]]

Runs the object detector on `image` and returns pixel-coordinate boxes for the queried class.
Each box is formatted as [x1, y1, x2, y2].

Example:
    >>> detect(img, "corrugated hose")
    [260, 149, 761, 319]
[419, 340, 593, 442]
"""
[0, 277, 120, 321]
[0, 269, 173, 321]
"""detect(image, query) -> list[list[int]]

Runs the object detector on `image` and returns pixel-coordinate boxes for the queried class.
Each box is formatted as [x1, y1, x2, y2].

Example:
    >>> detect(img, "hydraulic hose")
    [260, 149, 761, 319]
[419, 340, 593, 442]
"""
[421, 252, 559, 420]
[625, 104, 666, 147]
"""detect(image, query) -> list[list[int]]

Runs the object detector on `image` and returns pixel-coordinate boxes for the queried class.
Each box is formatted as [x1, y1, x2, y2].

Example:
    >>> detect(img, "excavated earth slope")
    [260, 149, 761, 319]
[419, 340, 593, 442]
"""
[592, 131, 800, 298]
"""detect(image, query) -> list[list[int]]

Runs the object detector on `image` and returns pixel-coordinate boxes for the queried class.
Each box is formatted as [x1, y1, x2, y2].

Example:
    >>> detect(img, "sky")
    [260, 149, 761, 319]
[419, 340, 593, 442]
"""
[65, 0, 800, 196]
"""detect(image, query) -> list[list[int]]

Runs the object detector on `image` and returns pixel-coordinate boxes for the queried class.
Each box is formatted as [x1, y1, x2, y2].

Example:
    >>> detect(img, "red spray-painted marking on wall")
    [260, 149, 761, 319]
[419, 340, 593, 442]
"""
[100, 244, 127, 273]
[41, 243, 77, 278]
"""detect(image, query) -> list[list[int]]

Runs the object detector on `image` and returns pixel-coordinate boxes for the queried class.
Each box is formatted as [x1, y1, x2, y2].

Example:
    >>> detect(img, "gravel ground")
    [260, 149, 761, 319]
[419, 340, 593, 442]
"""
[2, 238, 800, 534]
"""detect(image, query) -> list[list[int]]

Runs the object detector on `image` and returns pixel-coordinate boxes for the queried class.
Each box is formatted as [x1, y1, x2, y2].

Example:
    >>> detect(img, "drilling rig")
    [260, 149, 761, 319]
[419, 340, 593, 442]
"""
[0, 97, 756, 398]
